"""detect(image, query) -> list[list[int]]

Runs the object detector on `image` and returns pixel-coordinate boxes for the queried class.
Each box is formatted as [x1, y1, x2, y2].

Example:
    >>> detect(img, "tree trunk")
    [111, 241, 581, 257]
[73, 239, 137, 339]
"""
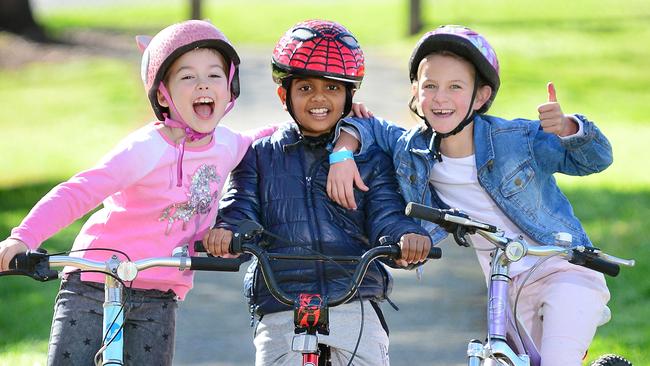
[0, 0, 48, 41]
[409, 0, 423, 35]
[190, 0, 202, 20]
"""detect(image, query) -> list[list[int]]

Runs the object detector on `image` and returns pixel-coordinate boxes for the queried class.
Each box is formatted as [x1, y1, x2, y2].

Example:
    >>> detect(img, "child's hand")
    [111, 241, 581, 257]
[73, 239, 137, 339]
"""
[537, 82, 578, 137]
[328, 131, 368, 210]
[202, 228, 239, 257]
[327, 160, 369, 210]
[395, 233, 432, 267]
[350, 102, 374, 118]
[0, 238, 29, 272]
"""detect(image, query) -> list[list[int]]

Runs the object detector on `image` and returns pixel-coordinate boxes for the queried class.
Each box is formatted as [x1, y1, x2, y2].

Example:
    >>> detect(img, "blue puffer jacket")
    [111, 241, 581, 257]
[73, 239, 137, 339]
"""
[215, 123, 429, 315]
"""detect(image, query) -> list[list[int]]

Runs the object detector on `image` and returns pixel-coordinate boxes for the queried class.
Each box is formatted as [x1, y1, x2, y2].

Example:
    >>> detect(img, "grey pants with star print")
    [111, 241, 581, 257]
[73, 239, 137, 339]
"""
[47, 272, 178, 366]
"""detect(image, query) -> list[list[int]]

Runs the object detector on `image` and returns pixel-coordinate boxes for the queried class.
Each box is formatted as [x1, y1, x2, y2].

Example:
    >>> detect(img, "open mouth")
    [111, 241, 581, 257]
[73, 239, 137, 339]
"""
[193, 97, 215, 119]
[431, 109, 454, 117]
[309, 107, 330, 119]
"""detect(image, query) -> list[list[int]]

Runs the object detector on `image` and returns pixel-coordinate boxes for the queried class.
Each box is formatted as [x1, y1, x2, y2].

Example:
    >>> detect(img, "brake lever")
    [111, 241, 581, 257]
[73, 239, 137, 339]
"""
[452, 225, 475, 247]
[9, 249, 59, 282]
[231, 220, 265, 254]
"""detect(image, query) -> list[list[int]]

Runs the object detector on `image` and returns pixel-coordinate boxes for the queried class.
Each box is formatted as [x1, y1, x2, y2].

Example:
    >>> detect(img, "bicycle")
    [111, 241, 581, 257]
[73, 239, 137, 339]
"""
[195, 219, 443, 366]
[404, 202, 635, 366]
[3, 245, 243, 365]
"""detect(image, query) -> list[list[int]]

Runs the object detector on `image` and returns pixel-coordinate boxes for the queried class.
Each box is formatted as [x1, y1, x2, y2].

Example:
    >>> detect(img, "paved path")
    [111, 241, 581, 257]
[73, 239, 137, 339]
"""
[173, 47, 487, 366]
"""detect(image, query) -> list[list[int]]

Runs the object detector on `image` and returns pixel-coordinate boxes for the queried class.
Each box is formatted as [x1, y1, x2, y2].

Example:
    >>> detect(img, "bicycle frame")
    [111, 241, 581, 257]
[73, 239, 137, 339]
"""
[467, 241, 538, 366]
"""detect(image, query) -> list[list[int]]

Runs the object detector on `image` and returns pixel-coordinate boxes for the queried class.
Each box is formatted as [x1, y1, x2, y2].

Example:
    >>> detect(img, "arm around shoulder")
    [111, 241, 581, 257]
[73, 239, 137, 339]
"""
[338, 116, 406, 156]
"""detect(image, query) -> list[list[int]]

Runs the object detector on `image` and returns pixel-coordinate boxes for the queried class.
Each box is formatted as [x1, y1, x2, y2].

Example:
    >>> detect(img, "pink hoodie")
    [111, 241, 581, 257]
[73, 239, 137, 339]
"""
[11, 122, 273, 299]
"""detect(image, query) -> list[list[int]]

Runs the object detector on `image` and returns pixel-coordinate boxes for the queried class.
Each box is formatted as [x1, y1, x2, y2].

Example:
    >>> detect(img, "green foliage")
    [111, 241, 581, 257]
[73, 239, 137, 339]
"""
[0, 183, 94, 364]
[0, 59, 148, 187]
[565, 187, 650, 363]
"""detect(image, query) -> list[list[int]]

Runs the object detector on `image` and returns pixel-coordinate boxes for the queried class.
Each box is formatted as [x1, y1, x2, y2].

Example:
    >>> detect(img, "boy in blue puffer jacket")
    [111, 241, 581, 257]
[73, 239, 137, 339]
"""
[203, 20, 432, 366]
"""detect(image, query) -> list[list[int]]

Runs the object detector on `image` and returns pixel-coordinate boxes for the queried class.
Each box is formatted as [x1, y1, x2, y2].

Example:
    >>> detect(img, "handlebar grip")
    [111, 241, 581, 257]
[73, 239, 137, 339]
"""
[570, 254, 620, 277]
[194, 239, 242, 255]
[194, 241, 206, 253]
[190, 257, 243, 272]
[9, 252, 29, 270]
[428, 247, 443, 259]
[405, 202, 445, 224]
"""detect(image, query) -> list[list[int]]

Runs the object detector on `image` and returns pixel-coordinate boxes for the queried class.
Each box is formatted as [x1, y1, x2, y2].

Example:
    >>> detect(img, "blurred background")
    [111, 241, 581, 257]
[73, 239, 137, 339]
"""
[1, 0, 648, 365]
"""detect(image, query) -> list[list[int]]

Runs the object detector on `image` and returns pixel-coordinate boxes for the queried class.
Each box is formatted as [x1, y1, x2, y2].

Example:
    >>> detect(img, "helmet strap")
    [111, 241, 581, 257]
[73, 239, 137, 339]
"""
[425, 73, 480, 162]
[223, 61, 237, 114]
[281, 78, 299, 125]
[342, 86, 354, 118]
[158, 82, 212, 187]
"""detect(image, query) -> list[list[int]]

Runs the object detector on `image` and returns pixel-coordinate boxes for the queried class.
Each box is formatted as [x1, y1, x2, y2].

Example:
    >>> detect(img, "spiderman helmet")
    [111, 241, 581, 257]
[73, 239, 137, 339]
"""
[408, 25, 500, 113]
[271, 20, 365, 118]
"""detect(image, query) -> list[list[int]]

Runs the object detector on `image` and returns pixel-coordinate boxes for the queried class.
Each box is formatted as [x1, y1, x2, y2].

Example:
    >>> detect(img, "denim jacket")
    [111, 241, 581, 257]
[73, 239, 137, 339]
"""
[340, 114, 613, 247]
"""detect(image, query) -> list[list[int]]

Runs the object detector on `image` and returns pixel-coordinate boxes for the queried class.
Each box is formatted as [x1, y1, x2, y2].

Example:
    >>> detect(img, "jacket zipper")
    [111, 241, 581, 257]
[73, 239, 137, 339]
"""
[303, 150, 328, 298]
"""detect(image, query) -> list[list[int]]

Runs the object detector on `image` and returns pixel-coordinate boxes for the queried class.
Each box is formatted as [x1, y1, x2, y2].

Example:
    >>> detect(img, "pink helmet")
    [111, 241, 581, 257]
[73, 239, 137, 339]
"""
[409, 25, 500, 113]
[139, 20, 240, 120]
[271, 19, 365, 89]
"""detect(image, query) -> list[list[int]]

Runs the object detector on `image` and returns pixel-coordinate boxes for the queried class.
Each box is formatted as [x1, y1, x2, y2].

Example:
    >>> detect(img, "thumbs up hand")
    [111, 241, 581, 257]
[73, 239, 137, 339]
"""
[537, 82, 577, 136]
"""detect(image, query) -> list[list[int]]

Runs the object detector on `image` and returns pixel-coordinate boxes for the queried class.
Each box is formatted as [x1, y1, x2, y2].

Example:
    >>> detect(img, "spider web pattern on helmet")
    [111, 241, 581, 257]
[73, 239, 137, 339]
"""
[274, 20, 364, 80]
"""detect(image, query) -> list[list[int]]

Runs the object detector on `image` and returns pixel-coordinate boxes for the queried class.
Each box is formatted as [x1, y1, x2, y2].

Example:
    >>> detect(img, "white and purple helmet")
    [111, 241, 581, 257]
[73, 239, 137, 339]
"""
[138, 20, 240, 120]
[408, 25, 500, 113]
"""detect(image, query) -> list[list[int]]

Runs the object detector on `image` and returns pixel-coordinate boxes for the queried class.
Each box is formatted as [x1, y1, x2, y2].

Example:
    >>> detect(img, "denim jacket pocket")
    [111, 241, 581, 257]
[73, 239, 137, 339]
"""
[395, 158, 413, 180]
[500, 162, 535, 197]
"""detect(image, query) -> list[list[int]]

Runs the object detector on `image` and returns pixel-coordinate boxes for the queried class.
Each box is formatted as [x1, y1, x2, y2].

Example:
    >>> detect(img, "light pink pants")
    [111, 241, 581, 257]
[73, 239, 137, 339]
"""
[510, 259, 610, 366]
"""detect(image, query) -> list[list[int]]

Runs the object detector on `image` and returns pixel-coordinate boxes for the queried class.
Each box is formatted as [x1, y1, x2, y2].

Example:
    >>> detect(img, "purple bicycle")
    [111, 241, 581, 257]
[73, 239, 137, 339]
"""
[405, 202, 635, 366]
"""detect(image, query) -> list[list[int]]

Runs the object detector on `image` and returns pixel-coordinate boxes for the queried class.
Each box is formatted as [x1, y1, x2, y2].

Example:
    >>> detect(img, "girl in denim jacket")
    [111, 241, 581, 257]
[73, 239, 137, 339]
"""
[328, 25, 612, 365]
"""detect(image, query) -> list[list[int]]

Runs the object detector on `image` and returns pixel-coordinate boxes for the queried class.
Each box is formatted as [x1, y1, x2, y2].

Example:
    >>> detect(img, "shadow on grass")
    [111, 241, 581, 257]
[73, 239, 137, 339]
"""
[0, 181, 59, 212]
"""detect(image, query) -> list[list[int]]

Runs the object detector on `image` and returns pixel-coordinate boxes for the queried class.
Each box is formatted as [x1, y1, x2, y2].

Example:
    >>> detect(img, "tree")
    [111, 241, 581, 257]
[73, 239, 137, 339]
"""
[0, 0, 47, 42]
[409, 0, 423, 35]
[190, 0, 202, 20]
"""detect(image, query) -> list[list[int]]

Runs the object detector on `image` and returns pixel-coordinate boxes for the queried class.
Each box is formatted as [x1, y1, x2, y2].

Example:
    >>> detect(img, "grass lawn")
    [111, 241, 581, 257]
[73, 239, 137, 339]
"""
[1, 0, 648, 364]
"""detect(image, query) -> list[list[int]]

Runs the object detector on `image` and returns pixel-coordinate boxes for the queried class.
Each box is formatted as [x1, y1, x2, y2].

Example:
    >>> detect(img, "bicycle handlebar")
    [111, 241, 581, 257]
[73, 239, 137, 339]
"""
[405, 202, 635, 277]
[194, 221, 442, 307]
[6, 247, 244, 283]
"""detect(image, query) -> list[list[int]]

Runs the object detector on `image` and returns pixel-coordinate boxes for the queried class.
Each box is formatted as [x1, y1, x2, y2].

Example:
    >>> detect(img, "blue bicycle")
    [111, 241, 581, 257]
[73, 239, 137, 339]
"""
[3, 246, 241, 365]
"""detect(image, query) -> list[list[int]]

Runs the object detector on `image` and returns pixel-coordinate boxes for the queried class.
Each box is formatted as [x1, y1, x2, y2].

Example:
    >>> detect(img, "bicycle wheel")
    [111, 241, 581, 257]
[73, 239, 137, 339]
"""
[590, 354, 633, 366]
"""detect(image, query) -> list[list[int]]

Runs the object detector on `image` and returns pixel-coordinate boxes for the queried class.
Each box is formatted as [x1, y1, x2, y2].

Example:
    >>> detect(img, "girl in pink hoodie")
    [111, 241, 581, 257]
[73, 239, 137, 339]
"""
[0, 20, 273, 364]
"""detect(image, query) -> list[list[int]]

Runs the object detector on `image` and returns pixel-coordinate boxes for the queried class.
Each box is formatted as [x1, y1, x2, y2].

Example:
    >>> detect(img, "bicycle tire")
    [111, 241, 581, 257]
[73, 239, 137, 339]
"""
[590, 354, 633, 366]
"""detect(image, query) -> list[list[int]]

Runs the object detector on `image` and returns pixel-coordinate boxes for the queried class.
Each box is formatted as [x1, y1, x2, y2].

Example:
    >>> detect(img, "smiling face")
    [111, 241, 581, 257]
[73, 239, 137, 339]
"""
[278, 76, 349, 136]
[157, 48, 230, 134]
[413, 52, 491, 134]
